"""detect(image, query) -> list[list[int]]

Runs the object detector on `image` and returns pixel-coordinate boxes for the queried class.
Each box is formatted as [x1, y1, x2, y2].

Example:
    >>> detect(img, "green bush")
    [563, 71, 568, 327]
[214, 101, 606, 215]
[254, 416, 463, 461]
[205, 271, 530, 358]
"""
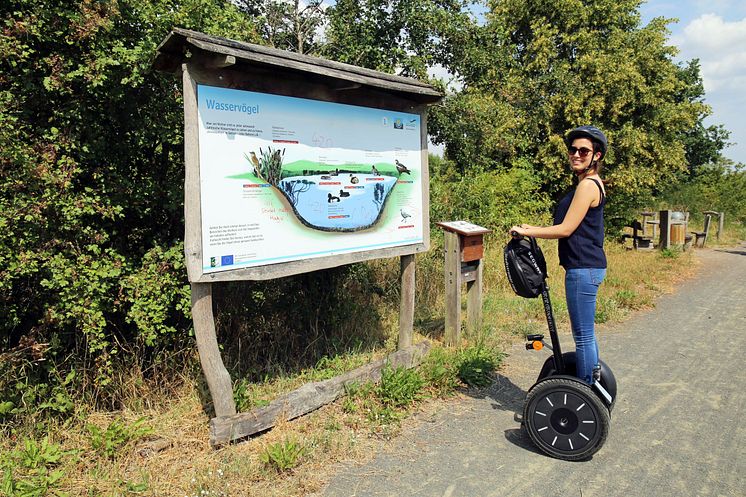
[0, 0, 259, 408]
[455, 346, 502, 388]
[376, 365, 426, 408]
[0, 437, 73, 497]
[259, 438, 306, 473]
[87, 417, 152, 460]
[420, 347, 460, 396]
[430, 164, 551, 233]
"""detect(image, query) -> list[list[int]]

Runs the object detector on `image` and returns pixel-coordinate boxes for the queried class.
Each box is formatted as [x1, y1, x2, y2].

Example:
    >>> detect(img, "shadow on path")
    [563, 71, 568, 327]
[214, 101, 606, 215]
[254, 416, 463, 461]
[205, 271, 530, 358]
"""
[463, 373, 544, 455]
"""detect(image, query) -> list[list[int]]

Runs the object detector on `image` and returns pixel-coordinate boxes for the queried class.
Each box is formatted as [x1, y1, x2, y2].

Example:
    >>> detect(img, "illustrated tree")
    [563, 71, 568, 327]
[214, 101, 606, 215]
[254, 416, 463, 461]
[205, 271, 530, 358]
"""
[282, 179, 314, 205]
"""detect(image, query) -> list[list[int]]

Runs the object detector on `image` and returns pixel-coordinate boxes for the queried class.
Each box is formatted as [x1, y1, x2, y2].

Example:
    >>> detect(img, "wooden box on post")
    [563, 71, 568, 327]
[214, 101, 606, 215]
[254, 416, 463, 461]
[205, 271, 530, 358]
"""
[435, 221, 491, 346]
[153, 28, 442, 447]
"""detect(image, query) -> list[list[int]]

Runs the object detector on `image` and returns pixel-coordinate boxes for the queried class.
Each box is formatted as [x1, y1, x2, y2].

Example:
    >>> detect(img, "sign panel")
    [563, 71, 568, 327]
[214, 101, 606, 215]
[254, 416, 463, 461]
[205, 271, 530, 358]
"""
[196, 84, 424, 273]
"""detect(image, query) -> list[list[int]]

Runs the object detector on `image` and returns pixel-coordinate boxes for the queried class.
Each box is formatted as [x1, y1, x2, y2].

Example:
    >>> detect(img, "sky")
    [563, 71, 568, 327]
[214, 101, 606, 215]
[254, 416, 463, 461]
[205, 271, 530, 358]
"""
[638, 0, 746, 165]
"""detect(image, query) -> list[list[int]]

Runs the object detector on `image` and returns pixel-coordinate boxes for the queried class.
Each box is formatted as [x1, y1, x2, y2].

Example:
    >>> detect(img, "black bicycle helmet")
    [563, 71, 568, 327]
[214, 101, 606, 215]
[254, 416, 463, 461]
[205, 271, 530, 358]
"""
[566, 125, 608, 159]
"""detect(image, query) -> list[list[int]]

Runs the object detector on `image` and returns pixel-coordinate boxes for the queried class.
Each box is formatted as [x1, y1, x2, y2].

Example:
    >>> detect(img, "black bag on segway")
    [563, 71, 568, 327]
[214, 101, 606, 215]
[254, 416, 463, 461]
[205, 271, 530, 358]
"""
[503, 237, 547, 298]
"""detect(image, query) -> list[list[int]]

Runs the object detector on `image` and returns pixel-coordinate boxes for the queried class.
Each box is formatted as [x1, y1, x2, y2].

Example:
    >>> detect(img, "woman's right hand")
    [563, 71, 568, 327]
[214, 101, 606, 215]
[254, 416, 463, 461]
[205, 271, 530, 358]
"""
[509, 225, 528, 238]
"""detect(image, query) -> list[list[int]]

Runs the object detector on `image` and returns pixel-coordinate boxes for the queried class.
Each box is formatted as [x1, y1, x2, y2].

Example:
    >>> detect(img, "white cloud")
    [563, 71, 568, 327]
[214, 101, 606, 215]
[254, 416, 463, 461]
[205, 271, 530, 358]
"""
[676, 14, 746, 90]
[673, 14, 746, 161]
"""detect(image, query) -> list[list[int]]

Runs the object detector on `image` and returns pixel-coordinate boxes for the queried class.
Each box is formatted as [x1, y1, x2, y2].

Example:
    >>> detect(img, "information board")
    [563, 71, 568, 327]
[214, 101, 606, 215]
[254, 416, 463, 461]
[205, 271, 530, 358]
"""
[196, 84, 424, 273]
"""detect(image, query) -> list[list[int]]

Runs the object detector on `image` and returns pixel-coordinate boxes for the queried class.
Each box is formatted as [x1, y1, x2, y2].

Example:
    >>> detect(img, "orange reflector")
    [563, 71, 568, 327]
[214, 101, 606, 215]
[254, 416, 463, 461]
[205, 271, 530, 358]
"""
[532, 341, 543, 351]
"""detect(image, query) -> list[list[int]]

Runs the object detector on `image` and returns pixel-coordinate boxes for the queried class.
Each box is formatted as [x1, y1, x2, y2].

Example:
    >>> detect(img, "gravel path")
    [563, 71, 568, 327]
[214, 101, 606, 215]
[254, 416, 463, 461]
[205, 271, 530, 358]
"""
[320, 245, 746, 497]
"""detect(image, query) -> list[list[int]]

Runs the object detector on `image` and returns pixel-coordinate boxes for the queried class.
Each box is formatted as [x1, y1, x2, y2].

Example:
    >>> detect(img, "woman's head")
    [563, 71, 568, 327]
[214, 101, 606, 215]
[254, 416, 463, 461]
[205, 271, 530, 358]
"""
[565, 126, 608, 176]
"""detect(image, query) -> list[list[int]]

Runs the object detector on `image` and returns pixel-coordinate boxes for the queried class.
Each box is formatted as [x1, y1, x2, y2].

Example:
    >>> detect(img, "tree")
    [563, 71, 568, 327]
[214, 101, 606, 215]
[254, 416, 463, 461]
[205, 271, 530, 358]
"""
[323, 0, 476, 78]
[674, 60, 731, 179]
[235, 0, 326, 54]
[0, 0, 259, 402]
[429, 0, 712, 224]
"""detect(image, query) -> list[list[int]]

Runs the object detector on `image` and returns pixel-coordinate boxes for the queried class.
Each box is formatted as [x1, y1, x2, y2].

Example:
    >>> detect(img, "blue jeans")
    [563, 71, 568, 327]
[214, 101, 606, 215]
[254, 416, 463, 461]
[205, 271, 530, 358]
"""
[565, 268, 606, 385]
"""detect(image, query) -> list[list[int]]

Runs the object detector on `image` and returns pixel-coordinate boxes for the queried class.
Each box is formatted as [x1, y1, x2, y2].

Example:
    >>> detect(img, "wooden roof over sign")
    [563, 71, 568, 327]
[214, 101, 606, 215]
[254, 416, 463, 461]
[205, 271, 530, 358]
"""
[153, 28, 443, 104]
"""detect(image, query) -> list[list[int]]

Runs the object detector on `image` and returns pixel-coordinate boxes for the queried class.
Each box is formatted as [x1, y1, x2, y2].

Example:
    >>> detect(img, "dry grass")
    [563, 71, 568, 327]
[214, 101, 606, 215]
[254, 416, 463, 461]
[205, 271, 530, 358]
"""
[2, 232, 723, 497]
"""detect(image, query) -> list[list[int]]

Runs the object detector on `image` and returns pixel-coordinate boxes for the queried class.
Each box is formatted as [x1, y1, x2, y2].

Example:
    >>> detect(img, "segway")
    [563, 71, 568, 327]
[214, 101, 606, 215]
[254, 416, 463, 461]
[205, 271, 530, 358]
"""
[504, 235, 617, 461]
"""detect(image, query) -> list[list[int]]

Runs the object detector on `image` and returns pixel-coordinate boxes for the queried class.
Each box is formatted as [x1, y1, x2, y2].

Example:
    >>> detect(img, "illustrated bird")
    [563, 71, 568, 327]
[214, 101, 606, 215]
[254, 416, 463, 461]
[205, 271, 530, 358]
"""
[395, 159, 411, 175]
[371, 165, 380, 176]
[400, 209, 412, 222]
[249, 151, 260, 176]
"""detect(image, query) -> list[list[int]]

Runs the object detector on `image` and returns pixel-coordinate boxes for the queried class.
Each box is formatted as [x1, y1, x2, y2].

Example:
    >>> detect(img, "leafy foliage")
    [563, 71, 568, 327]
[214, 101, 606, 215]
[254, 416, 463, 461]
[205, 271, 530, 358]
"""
[455, 345, 501, 387]
[259, 438, 307, 472]
[428, 0, 724, 224]
[87, 417, 153, 459]
[1, 437, 73, 497]
[323, 0, 475, 78]
[0, 0, 259, 408]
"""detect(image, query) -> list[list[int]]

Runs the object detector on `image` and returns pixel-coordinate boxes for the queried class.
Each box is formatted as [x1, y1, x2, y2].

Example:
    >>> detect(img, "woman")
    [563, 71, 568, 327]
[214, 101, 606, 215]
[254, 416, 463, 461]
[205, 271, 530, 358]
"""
[510, 125, 608, 385]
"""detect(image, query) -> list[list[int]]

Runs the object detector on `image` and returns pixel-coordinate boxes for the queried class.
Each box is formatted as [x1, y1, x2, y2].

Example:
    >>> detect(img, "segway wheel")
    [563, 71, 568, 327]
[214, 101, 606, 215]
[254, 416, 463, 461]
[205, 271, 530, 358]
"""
[524, 377, 610, 461]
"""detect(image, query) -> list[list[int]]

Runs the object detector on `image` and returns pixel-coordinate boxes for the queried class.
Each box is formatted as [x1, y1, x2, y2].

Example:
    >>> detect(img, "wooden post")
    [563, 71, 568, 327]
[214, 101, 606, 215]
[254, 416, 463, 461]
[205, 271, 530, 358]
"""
[443, 230, 461, 346]
[398, 254, 416, 349]
[702, 213, 712, 247]
[466, 260, 483, 335]
[191, 283, 236, 417]
[704, 210, 724, 242]
[437, 221, 491, 346]
[659, 210, 671, 250]
[182, 64, 203, 281]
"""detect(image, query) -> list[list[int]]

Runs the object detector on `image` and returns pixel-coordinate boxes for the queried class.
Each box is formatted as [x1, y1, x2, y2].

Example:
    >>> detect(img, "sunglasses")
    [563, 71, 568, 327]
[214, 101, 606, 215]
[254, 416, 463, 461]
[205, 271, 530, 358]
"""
[567, 146, 594, 158]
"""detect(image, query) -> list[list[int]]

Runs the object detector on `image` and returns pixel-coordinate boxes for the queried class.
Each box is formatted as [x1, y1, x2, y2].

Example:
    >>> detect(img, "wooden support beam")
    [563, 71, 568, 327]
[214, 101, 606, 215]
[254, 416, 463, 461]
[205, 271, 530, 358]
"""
[398, 254, 416, 349]
[182, 64, 203, 281]
[209, 341, 432, 446]
[466, 260, 483, 335]
[191, 283, 236, 418]
[443, 231, 461, 346]
[204, 54, 236, 69]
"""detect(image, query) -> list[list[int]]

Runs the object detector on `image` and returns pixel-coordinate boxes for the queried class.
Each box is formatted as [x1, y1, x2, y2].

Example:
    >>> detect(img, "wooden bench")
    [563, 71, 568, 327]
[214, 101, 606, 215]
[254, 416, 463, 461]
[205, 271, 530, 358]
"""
[622, 219, 653, 250]
[691, 212, 715, 248]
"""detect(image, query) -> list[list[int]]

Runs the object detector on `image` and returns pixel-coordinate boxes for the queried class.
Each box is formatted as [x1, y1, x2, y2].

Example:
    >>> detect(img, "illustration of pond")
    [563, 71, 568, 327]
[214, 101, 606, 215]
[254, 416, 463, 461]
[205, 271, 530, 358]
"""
[278, 173, 398, 232]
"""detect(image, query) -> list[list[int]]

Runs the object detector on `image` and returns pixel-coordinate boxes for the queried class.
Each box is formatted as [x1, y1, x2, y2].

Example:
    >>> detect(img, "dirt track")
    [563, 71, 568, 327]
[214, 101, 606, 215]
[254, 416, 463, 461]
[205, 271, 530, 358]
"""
[319, 245, 746, 497]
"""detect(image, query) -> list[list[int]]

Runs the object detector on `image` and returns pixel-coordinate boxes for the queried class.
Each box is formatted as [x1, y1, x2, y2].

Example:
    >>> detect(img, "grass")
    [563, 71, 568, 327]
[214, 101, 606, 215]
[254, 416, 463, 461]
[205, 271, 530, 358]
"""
[2, 225, 730, 497]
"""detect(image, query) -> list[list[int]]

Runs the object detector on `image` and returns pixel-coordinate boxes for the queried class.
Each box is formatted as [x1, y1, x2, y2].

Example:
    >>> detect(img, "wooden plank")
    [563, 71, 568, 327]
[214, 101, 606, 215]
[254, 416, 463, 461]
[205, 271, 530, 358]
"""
[182, 65, 203, 282]
[398, 254, 416, 349]
[444, 231, 461, 346]
[209, 341, 432, 446]
[466, 260, 484, 335]
[186, 62, 420, 113]
[419, 107, 431, 251]
[202, 54, 236, 69]
[163, 28, 437, 91]
[186, 38, 441, 99]
[435, 221, 491, 237]
[193, 243, 427, 282]
[191, 283, 236, 418]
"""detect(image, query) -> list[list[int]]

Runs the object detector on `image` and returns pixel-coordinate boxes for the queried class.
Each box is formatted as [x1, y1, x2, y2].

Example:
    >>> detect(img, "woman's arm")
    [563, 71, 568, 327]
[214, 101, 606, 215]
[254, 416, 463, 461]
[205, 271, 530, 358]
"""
[510, 180, 599, 239]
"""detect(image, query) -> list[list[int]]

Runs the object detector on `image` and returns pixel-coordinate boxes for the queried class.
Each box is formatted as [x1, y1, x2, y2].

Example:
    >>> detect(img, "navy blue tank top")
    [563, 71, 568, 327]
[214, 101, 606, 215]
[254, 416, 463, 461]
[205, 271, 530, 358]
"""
[553, 178, 607, 269]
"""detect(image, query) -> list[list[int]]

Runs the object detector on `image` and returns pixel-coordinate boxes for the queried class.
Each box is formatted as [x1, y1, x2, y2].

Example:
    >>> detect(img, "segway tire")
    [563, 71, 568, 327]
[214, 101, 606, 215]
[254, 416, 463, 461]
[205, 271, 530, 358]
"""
[524, 377, 610, 461]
